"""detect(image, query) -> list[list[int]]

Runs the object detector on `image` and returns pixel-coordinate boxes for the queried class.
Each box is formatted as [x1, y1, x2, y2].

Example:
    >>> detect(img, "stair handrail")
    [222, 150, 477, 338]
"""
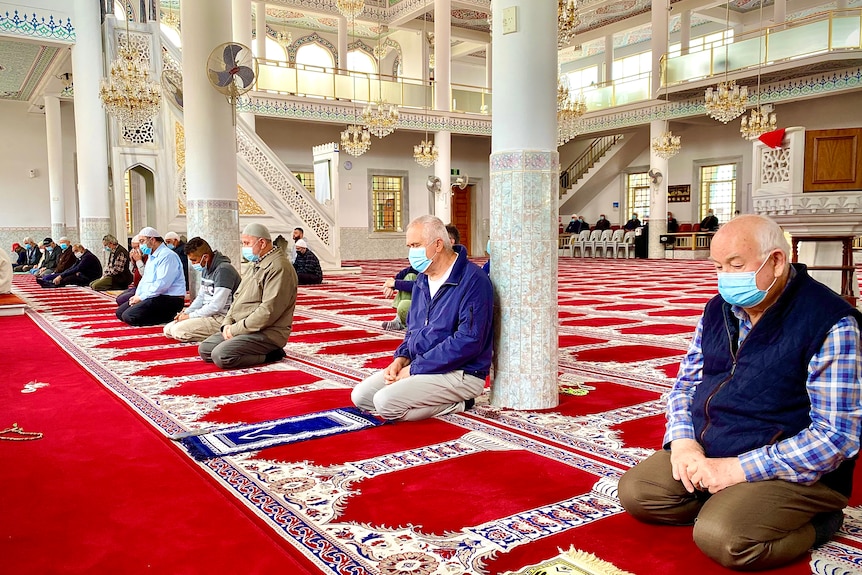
[559, 134, 624, 197]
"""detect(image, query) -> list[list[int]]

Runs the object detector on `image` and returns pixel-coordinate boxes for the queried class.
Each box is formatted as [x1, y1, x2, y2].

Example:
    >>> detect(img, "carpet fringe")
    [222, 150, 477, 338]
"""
[560, 546, 635, 575]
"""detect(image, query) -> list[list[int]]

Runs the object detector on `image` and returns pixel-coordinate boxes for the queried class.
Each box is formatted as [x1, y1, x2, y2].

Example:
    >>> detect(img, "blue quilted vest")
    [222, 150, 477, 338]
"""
[693, 264, 862, 495]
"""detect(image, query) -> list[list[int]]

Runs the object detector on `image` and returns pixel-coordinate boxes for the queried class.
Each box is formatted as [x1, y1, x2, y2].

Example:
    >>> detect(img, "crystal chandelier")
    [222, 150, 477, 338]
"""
[704, 80, 748, 123]
[413, 139, 439, 167]
[740, 106, 777, 140]
[341, 124, 371, 156]
[652, 127, 681, 159]
[162, 1, 179, 29]
[557, 78, 587, 146]
[558, 0, 580, 48]
[99, 22, 162, 127]
[336, 0, 365, 18]
[275, 16, 291, 50]
[362, 99, 399, 138]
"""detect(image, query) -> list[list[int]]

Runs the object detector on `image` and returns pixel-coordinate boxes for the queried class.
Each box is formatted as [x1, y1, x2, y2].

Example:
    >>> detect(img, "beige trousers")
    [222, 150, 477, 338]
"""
[163, 315, 224, 343]
[618, 450, 848, 570]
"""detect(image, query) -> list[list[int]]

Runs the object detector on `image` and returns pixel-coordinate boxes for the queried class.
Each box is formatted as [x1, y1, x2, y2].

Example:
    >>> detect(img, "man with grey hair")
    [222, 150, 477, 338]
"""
[198, 222, 297, 369]
[619, 214, 862, 570]
[90, 234, 133, 291]
[351, 215, 493, 421]
[13, 237, 41, 272]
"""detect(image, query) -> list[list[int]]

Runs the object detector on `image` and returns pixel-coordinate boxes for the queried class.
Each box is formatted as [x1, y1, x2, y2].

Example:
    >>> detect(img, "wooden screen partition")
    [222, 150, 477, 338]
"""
[804, 128, 862, 192]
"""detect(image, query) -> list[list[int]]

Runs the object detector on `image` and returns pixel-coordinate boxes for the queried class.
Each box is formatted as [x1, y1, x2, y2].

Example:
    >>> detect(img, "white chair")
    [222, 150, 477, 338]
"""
[571, 229, 591, 257]
[618, 231, 636, 258]
[595, 229, 614, 257]
[608, 229, 626, 258]
[583, 229, 603, 258]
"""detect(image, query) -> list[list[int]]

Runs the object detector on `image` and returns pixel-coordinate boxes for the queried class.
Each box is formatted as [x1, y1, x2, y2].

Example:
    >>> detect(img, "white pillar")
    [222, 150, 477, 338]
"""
[604, 35, 614, 82]
[182, 0, 241, 268]
[649, 120, 669, 259]
[433, 130, 451, 221]
[253, 1, 266, 60]
[651, 0, 668, 99]
[489, 0, 558, 410]
[44, 95, 67, 241]
[484, 42, 492, 89]
[233, 0, 255, 129]
[337, 15, 348, 71]
[773, 0, 786, 24]
[433, 0, 451, 112]
[72, 0, 112, 251]
[680, 10, 691, 52]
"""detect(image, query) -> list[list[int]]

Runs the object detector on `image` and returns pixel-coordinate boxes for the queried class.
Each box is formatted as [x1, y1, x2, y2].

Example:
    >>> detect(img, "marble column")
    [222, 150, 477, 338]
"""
[680, 10, 691, 53]
[182, 0, 240, 269]
[44, 95, 67, 242]
[233, 0, 255, 129]
[648, 120, 669, 259]
[253, 1, 266, 61]
[337, 15, 348, 71]
[432, 0, 452, 220]
[489, 0, 558, 410]
[604, 35, 613, 82]
[773, 0, 786, 24]
[72, 0, 112, 253]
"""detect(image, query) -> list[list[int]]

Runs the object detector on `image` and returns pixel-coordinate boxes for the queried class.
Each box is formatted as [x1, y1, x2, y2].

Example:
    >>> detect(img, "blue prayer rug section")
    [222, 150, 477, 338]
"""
[181, 407, 383, 460]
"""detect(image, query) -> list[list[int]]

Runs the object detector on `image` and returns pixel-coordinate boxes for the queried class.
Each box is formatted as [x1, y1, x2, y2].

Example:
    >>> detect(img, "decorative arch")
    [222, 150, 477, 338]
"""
[348, 39, 375, 59]
[288, 32, 338, 67]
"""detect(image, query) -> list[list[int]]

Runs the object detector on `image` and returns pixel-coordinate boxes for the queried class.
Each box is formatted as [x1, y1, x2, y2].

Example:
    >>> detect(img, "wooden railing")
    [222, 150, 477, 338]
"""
[559, 134, 623, 196]
[660, 232, 715, 251]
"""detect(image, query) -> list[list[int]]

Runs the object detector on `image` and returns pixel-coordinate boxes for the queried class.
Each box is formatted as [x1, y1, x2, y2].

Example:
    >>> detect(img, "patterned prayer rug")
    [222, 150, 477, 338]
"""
[502, 547, 634, 575]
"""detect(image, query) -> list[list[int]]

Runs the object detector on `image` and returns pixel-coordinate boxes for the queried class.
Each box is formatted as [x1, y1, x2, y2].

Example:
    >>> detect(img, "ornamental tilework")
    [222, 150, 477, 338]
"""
[0, 10, 75, 42]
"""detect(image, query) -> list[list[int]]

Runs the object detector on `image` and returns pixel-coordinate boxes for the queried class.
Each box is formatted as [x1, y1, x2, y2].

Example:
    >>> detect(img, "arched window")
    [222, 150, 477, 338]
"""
[347, 50, 376, 75]
[296, 43, 334, 69]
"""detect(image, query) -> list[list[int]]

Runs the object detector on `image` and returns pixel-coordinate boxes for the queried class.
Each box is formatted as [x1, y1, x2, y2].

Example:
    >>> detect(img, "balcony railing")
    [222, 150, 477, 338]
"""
[254, 59, 492, 115]
[666, 9, 862, 85]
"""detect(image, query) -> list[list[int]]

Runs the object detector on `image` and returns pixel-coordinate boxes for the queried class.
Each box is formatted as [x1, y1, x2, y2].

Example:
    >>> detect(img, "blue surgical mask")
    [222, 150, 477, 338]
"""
[191, 263, 203, 272]
[46, 246, 53, 252]
[717, 255, 777, 308]
[140, 245, 152, 255]
[408, 245, 434, 273]
[242, 246, 259, 262]
[486, 239, 491, 255]
[24, 243, 31, 249]
[59, 243, 68, 250]
[104, 246, 111, 252]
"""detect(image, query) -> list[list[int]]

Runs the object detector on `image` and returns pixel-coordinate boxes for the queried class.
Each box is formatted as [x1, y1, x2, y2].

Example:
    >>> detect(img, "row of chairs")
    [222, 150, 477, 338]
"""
[560, 229, 636, 258]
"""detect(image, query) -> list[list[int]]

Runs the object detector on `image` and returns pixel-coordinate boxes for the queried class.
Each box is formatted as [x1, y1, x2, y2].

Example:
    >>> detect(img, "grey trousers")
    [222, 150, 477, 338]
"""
[198, 331, 282, 369]
[618, 450, 848, 570]
[351, 369, 484, 421]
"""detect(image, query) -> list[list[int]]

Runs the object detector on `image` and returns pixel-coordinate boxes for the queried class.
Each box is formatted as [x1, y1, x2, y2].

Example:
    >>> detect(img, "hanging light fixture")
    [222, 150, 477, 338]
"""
[414, 0, 438, 167]
[740, 0, 777, 140]
[99, 1, 162, 127]
[162, 0, 179, 29]
[336, 0, 365, 19]
[362, 15, 399, 138]
[558, 0, 580, 48]
[275, 11, 291, 50]
[704, 2, 747, 123]
[652, 12, 681, 160]
[557, 76, 587, 146]
[340, 13, 371, 156]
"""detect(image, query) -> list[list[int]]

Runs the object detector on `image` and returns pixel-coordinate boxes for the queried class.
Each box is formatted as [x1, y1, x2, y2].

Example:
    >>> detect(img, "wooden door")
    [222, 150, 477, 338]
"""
[450, 184, 472, 253]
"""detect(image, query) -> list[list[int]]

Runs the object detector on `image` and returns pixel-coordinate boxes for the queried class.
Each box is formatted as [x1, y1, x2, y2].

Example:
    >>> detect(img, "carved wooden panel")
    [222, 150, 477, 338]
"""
[804, 128, 862, 192]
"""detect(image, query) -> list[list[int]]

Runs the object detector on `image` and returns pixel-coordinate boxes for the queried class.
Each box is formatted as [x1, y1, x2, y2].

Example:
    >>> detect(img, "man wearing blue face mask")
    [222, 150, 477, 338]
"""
[619, 214, 862, 570]
[351, 215, 493, 421]
[116, 227, 186, 326]
[198, 223, 297, 369]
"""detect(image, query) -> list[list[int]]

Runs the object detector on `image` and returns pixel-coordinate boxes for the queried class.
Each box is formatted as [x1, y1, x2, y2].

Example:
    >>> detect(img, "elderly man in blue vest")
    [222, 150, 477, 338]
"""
[351, 215, 493, 421]
[618, 214, 862, 570]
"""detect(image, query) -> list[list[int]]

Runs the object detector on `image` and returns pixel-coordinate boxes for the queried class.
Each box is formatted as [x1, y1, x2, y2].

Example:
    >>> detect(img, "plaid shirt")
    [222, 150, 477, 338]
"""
[106, 246, 130, 277]
[665, 310, 862, 485]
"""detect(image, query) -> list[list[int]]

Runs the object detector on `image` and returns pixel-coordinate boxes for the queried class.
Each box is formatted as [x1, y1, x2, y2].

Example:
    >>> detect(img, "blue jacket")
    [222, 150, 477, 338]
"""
[396, 246, 493, 377]
[60, 250, 103, 283]
[695, 264, 862, 495]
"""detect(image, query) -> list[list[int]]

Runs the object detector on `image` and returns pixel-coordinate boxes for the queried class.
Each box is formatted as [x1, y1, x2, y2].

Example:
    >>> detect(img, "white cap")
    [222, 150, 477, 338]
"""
[164, 231, 180, 241]
[295, 239, 308, 249]
[138, 226, 159, 239]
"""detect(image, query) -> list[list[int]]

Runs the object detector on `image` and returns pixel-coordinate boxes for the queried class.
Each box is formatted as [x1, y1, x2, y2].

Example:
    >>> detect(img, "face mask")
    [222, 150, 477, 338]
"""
[140, 245, 152, 255]
[74, 252, 82, 259]
[408, 244, 434, 273]
[191, 263, 203, 272]
[717, 255, 777, 308]
[46, 247, 53, 253]
[24, 243, 31, 249]
[104, 246, 111, 252]
[242, 246, 259, 262]
[60, 243, 68, 250]
[486, 239, 491, 255]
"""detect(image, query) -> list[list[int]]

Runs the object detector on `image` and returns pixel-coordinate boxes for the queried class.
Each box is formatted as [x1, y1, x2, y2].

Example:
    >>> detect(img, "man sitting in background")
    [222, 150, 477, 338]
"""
[31, 238, 64, 278]
[14, 237, 40, 272]
[667, 212, 679, 233]
[199, 223, 297, 369]
[40, 244, 103, 288]
[292, 239, 323, 285]
[701, 209, 720, 232]
[163, 237, 241, 342]
[90, 234, 132, 291]
[116, 236, 146, 306]
[116, 227, 186, 326]
[595, 214, 611, 231]
[163, 231, 189, 290]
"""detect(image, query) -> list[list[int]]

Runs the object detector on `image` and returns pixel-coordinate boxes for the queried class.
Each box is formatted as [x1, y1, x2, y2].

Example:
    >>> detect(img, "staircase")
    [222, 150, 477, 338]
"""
[558, 129, 649, 216]
[160, 39, 340, 270]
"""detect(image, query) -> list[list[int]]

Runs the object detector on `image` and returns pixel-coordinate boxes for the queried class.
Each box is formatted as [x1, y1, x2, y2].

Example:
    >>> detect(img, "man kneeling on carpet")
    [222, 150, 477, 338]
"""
[116, 227, 186, 326]
[199, 223, 297, 369]
[38, 244, 103, 288]
[351, 215, 493, 421]
[618, 214, 862, 571]
[163, 237, 241, 342]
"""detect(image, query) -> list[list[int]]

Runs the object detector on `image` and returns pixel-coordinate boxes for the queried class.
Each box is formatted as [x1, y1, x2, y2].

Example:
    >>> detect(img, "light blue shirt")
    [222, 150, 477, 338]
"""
[134, 243, 186, 300]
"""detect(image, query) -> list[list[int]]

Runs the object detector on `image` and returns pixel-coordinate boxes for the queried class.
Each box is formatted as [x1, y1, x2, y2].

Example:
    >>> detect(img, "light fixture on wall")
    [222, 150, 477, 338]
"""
[651, 7, 681, 160]
[413, 0, 438, 167]
[99, 0, 162, 127]
[558, 0, 580, 48]
[703, 2, 747, 123]
[740, 0, 777, 140]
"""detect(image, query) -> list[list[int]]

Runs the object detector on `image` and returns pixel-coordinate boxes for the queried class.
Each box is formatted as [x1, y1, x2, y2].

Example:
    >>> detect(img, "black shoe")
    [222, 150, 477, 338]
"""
[264, 348, 286, 363]
[812, 510, 844, 547]
[464, 398, 475, 411]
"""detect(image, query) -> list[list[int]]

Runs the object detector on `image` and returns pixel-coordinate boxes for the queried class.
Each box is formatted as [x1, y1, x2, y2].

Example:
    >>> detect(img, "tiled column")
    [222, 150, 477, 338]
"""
[489, 0, 558, 410]
[182, 0, 240, 268]
[72, 0, 111, 253]
[44, 95, 67, 242]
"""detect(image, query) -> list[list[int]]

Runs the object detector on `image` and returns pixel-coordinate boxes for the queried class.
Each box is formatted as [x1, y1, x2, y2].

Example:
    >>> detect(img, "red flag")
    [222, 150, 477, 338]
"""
[758, 128, 786, 149]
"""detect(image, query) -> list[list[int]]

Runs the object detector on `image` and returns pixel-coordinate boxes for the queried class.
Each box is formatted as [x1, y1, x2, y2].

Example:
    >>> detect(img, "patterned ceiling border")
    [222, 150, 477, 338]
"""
[1, 45, 63, 101]
[0, 9, 75, 42]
